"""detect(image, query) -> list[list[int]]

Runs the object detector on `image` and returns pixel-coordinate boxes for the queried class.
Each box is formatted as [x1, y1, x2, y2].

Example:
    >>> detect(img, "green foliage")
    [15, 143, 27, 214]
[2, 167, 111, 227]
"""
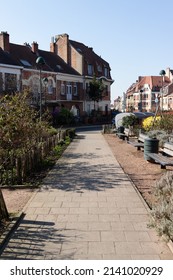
[56, 108, 74, 125]
[0, 92, 51, 152]
[66, 128, 76, 139]
[150, 171, 173, 240]
[53, 144, 64, 156]
[147, 130, 169, 147]
[87, 76, 104, 104]
[122, 115, 138, 128]
[65, 136, 71, 145]
[0, 92, 60, 185]
[53, 136, 71, 156]
[159, 114, 173, 133]
[47, 126, 58, 136]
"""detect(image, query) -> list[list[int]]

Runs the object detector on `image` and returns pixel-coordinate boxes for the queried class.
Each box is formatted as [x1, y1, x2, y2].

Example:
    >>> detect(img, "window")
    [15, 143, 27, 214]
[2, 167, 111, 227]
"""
[56, 65, 63, 71]
[20, 59, 31, 67]
[88, 64, 93, 76]
[104, 85, 108, 96]
[66, 82, 72, 100]
[104, 67, 108, 77]
[66, 82, 72, 94]
[97, 64, 102, 72]
[61, 82, 65, 95]
[5, 73, 17, 92]
[73, 83, 78, 95]
[47, 80, 53, 94]
[86, 83, 89, 90]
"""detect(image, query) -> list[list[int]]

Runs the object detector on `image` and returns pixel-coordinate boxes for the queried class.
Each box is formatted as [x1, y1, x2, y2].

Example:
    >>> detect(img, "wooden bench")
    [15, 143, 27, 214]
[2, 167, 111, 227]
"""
[117, 132, 129, 141]
[138, 133, 148, 143]
[127, 140, 144, 150]
[115, 127, 129, 141]
[127, 133, 147, 150]
[146, 142, 173, 169]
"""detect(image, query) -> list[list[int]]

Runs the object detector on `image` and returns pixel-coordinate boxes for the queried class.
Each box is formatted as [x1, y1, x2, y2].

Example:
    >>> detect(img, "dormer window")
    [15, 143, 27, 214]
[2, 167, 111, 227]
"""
[20, 59, 31, 67]
[56, 65, 63, 71]
[104, 67, 108, 77]
[88, 64, 93, 76]
[97, 64, 102, 73]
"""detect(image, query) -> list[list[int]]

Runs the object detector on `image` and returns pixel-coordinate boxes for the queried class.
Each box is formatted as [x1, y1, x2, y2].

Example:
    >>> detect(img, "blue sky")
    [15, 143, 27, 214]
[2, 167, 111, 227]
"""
[1, 0, 173, 103]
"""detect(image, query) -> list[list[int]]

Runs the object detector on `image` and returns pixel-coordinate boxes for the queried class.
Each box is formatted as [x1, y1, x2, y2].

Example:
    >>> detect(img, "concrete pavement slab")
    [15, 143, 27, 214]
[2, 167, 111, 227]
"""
[0, 131, 173, 260]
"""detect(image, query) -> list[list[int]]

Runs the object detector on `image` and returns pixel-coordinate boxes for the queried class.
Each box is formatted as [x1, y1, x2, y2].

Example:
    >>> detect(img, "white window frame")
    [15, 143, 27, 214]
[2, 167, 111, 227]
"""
[61, 82, 65, 95]
[66, 82, 72, 100]
[66, 83, 72, 95]
[88, 64, 93, 76]
[73, 82, 78, 96]
[104, 67, 108, 77]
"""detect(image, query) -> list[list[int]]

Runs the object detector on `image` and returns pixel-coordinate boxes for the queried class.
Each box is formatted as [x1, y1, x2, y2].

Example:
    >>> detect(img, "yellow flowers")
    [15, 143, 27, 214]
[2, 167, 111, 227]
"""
[142, 116, 161, 131]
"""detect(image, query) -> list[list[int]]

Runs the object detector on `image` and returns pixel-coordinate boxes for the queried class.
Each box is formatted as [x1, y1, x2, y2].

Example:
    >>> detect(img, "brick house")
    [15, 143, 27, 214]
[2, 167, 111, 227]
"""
[50, 33, 114, 116]
[0, 31, 114, 120]
[0, 31, 83, 116]
[162, 68, 173, 111]
[126, 75, 170, 112]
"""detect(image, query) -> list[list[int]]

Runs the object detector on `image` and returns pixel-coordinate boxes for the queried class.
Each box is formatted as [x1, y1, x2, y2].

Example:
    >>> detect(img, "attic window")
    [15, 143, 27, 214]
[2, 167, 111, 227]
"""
[104, 67, 109, 77]
[20, 59, 31, 67]
[97, 65, 102, 72]
[56, 65, 63, 70]
[77, 48, 82, 53]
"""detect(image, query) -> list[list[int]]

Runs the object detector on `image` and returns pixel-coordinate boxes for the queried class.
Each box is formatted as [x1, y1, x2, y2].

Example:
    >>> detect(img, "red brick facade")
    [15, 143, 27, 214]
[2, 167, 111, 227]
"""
[0, 31, 114, 117]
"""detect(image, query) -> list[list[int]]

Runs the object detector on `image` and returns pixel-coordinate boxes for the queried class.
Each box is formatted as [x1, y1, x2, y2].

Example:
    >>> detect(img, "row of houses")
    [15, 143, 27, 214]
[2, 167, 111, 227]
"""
[114, 68, 173, 113]
[0, 31, 114, 120]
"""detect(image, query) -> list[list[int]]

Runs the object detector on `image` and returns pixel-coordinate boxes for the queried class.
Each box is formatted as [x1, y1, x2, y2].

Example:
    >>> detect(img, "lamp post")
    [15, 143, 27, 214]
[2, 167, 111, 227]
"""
[43, 77, 48, 106]
[36, 56, 46, 120]
[139, 89, 143, 111]
[159, 69, 166, 114]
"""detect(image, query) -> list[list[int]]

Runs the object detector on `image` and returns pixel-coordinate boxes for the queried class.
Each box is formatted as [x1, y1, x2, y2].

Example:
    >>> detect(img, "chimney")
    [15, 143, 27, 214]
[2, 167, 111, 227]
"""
[0, 31, 10, 52]
[138, 76, 143, 82]
[55, 33, 69, 63]
[50, 36, 56, 53]
[32, 41, 38, 53]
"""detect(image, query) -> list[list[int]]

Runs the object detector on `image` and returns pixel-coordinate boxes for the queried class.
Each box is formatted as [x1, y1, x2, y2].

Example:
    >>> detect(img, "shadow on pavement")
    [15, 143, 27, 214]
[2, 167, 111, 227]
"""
[0, 218, 76, 260]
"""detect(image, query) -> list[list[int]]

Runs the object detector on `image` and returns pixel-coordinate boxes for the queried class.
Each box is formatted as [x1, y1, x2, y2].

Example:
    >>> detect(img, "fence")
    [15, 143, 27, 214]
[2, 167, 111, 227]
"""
[0, 129, 67, 186]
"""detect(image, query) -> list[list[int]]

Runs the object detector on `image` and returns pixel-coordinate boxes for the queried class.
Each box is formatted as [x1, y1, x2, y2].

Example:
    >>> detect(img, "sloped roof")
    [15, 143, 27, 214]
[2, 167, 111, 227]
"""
[164, 82, 173, 96]
[126, 82, 138, 93]
[126, 75, 171, 97]
[9, 43, 39, 69]
[0, 47, 19, 66]
[127, 76, 170, 94]
[69, 39, 112, 79]
[138, 76, 170, 90]
[38, 49, 80, 75]
[0, 43, 80, 75]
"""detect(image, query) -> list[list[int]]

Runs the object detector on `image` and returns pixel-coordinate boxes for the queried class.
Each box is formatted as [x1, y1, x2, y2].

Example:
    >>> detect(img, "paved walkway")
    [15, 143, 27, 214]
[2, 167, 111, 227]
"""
[0, 131, 173, 259]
